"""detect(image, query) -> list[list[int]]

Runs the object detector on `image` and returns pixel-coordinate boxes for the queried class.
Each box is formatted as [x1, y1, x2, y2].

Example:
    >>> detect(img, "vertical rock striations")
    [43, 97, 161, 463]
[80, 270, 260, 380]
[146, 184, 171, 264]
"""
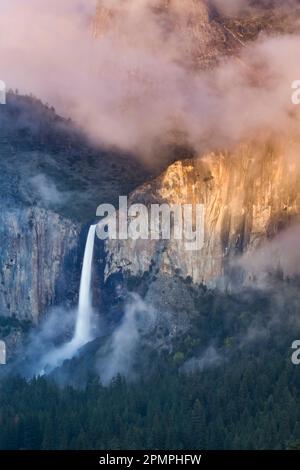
[0, 207, 79, 323]
[104, 141, 300, 286]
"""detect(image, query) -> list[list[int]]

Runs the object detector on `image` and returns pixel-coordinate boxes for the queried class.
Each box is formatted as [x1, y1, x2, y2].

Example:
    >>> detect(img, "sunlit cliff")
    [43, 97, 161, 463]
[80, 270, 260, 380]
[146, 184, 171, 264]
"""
[105, 139, 300, 286]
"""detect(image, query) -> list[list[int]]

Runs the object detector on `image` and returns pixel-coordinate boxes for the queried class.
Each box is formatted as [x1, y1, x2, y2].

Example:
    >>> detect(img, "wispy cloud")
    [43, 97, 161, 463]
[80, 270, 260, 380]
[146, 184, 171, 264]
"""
[97, 293, 157, 384]
[1, 1, 300, 163]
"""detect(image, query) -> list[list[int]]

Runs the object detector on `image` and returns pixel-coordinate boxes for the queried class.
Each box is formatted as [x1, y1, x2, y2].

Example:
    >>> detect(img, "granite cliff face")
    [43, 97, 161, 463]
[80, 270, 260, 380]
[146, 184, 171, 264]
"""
[92, 0, 300, 70]
[0, 93, 152, 324]
[92, 0, 231, 69]
[0, 207, 79, 323]
[104, 141, 300, 287]
[1, 2, 300, 359]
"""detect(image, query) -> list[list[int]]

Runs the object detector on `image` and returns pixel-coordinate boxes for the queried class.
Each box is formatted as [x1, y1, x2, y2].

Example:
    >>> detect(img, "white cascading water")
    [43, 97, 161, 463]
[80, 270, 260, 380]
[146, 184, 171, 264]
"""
[73, 224, 96, 346]
[40, 224, 96, 373]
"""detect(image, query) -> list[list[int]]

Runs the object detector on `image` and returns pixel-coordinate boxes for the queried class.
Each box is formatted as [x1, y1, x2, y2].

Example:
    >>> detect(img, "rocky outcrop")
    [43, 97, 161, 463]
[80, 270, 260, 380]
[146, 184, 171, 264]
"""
[92, 0, 300, 71]
[92, 0, 229, 69]
[0, 207, 80, 323]
[104, 141, 300, 287]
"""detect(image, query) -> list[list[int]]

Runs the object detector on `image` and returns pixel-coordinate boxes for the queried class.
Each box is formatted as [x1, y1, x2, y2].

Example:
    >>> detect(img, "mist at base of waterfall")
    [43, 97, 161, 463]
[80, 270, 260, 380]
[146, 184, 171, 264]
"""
[38, 224, 97, 375]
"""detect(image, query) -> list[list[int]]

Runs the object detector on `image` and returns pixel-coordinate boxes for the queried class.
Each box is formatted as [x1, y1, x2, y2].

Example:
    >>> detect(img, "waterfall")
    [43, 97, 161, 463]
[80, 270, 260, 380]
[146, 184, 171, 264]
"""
[39, 224, 96, 373]
[73, 224, 96, 346]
